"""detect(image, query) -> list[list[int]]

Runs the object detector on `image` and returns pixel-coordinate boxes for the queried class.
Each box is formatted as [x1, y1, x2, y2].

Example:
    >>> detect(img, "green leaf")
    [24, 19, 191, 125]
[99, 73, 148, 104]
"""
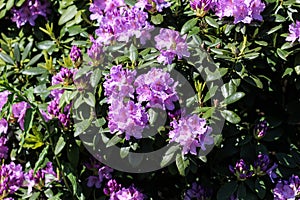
[282, 68, 293, 77]
[267, 24, 282, 35]
[220, 110, 241, 124]
[74, 119, 91, 137]
[237, 183, 247, 199]
[55, 136, 66, 155]
[181, 18, 198, 35]
[0, 52, 14, 65]
[67, 143, 79, 168]
[217, 181, 238, 200]
[254, 41, 268, 46]
[22, 41, 33, 60]
[26, 54, 42, 67]
[277, 48, 288, 61]
[24, 108, 35, 133]
[106, 134, 122, 148]
[22, 67, 48, 75]
[221, 82, 237, 98]
[203, 85, 218, 102]
[84, 92, 95, 107]
[120, 147, 130, 158]
[6, 0, 14, 10]
[23, 126, 44, 149]
[151, 14, 163, 25]
[161, 144, 180, 167]
[129, 44, 138, 63]
[176, 154, 189, 176]
[255, 179, 266, 199]
[33, 145, 49, 173]
[222, 92, 245, 105]
[205, 16, 219, 28]
[275, 153, 297, 168]
[37, 40, 55, 50]
[14, 44, 20, 62]
[124, 0, 137, 6]
[90, 68, 102, 88]
[58, 5, 78, 25]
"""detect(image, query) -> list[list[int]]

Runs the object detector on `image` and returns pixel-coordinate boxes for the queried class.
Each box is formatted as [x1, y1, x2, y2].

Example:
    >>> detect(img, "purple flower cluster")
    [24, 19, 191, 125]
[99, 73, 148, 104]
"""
[104, 65, 148, 140]
[254, 119, 268, 139]
[184, 182, 212, 200]
[0, 162, 25, 197]
[87, 36, 104, 63]
[104, 179, 144, 200]
[11, 0, 50, 28]
[12, 101, 31, 131]
[134, 68, 179, 110]
[24, 162, 58, 194]
[155, 29, 190, 65]
[0, 91, 10, 135]
[47, 67, 77, 127]
[0, 136, 8, 159]
[229, 159, 254, 181]
[213, 0, 265, 24]
[253, 153, 271, 175]
[286, 21, 300, 44]
[85, 159, 113, 189]
[104, 66, 181, 140]
[70, 45, 82, 64]
[89, 0, 153, 45]
[190, 0, 212, 11]
[273, 175, 300, 200]
[169, 114, 213, 155]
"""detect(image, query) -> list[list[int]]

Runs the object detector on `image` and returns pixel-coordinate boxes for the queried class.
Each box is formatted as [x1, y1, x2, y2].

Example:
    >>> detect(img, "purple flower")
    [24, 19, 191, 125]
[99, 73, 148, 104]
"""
[88, 36, 104, 63]
[155, 29, 190, 65]
[253, 154, 270, 174]
[286, 21, 300, 44]
[104, 179, 121, 196]
[24, 162, 58, 194]
[70, 45, 82, 64]
[267, 163, 278, 183]
[213, 0, 265, 24]
[0, 136, 8, 159]
[190, 0, 213, 17]
[273, 175, 300, 200]
[110, 185, 145, 200]
[0, 162, 25, 196]
[0, 119, 8, 135]
[11, 0, 50, 28]
[87, 176, 102, 188]
[169, 114, 213, 155]
[254, 119, 268, 139]
[134, 68, 179, 110]
[48, 67, 77, 126]
[90, 0, 153, 45]
[103, 65, 136, 102]
[108, 100, 148, 140]
[85, 160, 113, 188]
[184, 182, 213, 200]
[12, 101, 31, 130]
[229, 159, 254, 181]
[153, 0, 171, 12]
[0, 91, 11, 111]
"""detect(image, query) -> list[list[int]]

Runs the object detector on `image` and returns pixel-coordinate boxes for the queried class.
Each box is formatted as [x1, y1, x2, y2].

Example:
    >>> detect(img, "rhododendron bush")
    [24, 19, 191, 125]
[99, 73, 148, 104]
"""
[0, 0, 300, 199]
